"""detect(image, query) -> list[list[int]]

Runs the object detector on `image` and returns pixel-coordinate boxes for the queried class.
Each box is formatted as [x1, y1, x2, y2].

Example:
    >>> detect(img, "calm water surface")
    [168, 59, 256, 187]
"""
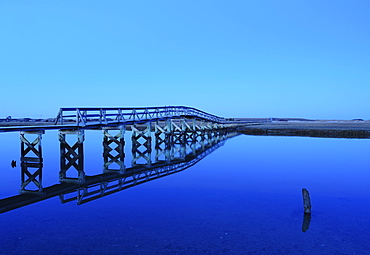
[0, 131, 370, 254]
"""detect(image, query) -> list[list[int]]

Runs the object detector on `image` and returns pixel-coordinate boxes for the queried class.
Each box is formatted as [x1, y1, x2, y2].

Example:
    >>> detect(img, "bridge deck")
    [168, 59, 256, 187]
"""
[0, 120, 243, 133]
[0, 106, 245, 132]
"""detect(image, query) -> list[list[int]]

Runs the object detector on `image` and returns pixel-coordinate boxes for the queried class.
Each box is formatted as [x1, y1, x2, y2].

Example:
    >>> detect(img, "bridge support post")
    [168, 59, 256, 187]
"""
[206, 122, 214, 141]
[183, 118, 198, 156]
[103, 126, 125, 173]
[188, 119, 196, 156]
[131, 123, 152, 167]
[20, 131, 44, 193]
[197, 120, 206, 151]
[170, 119, 186, 161]
[59, 130, 85, 183]
[211, 123, 220, 143]
[184, 119, 196, 142]
[154, 121, 172, 163]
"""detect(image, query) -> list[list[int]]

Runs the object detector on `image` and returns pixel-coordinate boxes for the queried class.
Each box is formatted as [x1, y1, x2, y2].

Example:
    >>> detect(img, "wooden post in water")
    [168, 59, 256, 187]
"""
[302, 188, 311, 214]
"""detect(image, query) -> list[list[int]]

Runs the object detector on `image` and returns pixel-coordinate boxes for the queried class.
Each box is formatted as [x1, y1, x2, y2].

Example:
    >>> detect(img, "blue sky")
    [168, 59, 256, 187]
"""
[1, 1, 369, 119]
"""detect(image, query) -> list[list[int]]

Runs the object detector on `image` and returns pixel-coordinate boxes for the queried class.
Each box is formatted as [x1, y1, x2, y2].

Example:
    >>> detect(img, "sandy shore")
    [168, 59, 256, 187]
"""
[238, 120, 370, 138]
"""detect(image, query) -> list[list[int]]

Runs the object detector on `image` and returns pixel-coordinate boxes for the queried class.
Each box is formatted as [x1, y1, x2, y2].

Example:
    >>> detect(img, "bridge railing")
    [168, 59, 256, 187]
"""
[55, 106, 225, 126]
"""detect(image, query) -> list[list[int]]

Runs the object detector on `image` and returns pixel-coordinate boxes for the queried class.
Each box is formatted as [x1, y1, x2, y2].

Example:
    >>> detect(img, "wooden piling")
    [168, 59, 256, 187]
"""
[302, 188, 311, 214]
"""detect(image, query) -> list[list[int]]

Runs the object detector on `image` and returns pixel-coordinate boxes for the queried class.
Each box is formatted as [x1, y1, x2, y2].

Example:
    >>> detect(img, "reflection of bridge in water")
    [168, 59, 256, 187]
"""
[1, 129, 238, 213]
[0, 106, 242, 213]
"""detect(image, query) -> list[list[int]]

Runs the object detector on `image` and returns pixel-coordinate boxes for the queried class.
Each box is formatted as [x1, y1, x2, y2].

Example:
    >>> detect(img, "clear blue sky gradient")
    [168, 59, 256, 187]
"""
[1, 1, 369, 119]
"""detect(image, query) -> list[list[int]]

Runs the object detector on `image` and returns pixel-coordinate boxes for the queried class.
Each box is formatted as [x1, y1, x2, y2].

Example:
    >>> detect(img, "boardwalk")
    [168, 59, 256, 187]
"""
[0, 106, 243, 132]
[0, 106, 241, 197]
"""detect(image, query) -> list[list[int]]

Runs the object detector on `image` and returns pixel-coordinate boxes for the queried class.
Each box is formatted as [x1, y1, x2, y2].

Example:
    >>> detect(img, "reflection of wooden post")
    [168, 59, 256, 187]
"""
[302, 213, 311, 232]
[59, 130, 85, 183]
[302, 188, 312, 232]
[20, 131, 44, 193]
[103, 126, 125, 173]
[131, 123, 152, 167]
[302, 188, 311, 214]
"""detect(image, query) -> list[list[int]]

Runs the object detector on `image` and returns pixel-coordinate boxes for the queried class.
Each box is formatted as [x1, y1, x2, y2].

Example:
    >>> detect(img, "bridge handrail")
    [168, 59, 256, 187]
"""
[55, 106, 225, 126]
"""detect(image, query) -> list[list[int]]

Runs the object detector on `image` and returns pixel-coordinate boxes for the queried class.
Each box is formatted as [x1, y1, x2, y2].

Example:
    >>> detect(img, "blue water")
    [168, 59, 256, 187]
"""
[1, 132, 370, 254]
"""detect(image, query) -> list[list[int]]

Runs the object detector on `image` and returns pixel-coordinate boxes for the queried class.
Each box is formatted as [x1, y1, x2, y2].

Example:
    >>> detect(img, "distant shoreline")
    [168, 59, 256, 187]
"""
[238, 120, 370, 139]
[1, 117, 370, 130]
[0, 119, 55, 127]
[2, 118, 370, 138]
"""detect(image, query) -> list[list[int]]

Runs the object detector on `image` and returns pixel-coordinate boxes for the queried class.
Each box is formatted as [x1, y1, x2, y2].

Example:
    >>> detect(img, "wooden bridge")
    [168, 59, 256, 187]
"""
[0, 106, 242, 132]
[0, 106, 243, 201]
